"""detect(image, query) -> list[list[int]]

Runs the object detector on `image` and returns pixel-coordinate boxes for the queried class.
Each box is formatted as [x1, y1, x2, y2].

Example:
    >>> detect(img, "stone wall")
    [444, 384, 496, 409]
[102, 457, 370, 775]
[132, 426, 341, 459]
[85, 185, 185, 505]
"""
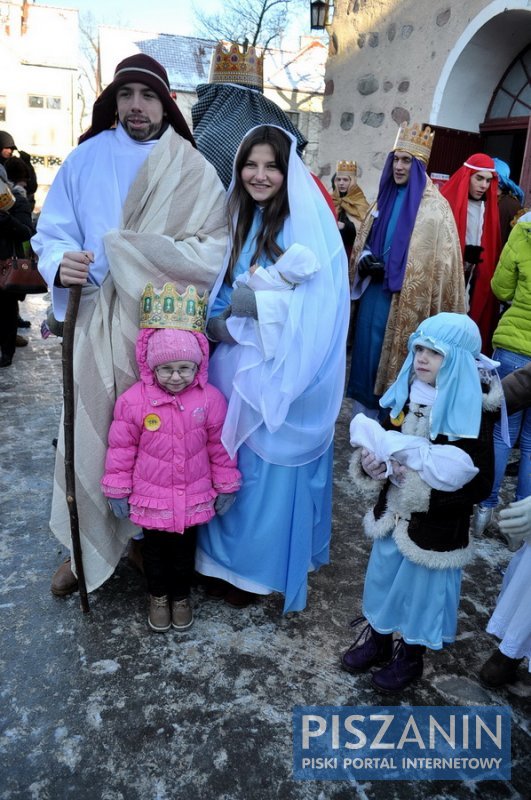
[318, 0, 506, 201]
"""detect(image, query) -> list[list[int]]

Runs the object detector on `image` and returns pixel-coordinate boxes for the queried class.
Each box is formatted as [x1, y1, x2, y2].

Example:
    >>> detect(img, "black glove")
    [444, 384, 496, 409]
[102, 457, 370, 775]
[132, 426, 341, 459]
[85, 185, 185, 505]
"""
[463, 244, 484, 265]
[230, 284, 258, 319]
[357, 253, 385, 282]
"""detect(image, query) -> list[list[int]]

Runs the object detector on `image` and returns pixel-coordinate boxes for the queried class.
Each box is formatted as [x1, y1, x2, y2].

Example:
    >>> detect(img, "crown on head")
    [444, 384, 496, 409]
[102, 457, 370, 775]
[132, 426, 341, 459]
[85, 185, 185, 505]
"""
[209, 41, 264, 91]
[393, 122, 435, 164]
[336, 160, 357, 174]
[140, 283, 208, 332]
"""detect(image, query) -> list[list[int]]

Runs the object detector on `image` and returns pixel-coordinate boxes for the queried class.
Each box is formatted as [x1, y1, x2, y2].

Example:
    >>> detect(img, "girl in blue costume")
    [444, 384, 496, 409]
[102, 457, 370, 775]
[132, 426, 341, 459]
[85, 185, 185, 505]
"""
[342, 313, 501, 692]
[196, 125, 350, 612]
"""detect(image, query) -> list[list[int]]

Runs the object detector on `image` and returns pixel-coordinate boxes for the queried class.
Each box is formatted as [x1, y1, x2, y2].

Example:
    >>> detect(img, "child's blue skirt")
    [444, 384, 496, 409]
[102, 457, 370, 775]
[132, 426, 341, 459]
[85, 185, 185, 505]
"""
[362, 535, 462, 650]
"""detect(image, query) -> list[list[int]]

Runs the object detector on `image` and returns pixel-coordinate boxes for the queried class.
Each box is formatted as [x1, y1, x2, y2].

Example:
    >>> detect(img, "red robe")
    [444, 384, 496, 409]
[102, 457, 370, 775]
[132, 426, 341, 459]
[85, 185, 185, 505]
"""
[441, 154, 502, 353]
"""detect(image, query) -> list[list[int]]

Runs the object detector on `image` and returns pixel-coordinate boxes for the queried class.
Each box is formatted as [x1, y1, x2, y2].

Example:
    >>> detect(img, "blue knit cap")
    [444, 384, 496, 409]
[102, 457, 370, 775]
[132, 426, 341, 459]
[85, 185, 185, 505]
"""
[380, 312, 483, 440]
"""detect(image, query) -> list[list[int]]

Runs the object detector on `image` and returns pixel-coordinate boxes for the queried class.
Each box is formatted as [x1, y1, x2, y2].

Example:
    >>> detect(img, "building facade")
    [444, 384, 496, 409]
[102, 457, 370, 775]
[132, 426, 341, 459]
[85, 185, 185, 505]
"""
[0, 0, 79, 209]
[1, 3, 325, 207]
[319, 0, 531, 202]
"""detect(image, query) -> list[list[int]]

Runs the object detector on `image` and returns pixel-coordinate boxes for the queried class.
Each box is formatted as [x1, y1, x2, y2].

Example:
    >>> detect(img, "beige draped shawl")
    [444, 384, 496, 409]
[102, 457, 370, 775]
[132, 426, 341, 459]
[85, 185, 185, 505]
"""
[350, 177, 465, 395]
[51, 129, 227, 591]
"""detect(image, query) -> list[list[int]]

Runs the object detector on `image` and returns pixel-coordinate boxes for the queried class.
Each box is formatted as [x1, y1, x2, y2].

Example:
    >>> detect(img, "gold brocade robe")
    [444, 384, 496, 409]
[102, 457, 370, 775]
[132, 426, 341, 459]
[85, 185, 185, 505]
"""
[350, 177, 465, 395]
[332, 184, 370, 232]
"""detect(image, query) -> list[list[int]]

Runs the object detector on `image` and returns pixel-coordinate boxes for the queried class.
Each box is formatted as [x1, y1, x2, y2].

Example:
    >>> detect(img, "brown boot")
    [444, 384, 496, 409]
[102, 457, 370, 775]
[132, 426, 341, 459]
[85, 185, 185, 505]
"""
[51, 558, 78, 597]
[148, 595, 171, 632]
[479, 649, 524, 688]
[204, 576, 230, 599]
[171, 598, 193, 631]
[224, 587, 258, 608]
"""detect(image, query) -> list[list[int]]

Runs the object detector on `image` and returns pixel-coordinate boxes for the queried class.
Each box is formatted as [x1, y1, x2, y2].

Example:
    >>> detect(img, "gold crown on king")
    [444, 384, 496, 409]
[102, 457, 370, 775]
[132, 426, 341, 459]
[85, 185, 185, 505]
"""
[336, 160, 357, 174]
[393, 122, 435, 164]
[140, 284, 208, 332]
[209, 41, 264, 90]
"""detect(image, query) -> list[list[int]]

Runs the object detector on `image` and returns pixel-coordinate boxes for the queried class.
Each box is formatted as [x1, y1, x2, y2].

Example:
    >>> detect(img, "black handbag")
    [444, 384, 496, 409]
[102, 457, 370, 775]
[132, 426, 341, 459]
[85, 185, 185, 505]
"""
[0, 250, 47, 294]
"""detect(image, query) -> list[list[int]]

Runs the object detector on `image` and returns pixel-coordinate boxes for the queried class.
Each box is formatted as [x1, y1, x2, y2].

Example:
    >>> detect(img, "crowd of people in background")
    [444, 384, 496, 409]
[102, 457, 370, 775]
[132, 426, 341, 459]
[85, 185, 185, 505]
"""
[2, 46, 529, 696]
[0, 132, 38, 367]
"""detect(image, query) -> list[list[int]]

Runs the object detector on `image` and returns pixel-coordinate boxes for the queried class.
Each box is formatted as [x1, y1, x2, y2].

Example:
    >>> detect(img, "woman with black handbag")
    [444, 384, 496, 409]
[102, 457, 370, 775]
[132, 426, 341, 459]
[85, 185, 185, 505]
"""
[0, 163, 35, 367]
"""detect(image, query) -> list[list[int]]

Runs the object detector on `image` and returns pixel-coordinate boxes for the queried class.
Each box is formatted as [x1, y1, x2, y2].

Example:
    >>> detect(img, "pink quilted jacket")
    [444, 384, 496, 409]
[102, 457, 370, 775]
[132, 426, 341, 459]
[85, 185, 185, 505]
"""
[101, 329, 241, 533]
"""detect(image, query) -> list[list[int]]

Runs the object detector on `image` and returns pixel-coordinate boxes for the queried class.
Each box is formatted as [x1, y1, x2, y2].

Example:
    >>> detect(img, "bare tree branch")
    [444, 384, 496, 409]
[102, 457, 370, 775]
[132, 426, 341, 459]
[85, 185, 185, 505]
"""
[192, 0, 307, 50]
[75, 13, 102, 134]
[78, 12, 101, 95]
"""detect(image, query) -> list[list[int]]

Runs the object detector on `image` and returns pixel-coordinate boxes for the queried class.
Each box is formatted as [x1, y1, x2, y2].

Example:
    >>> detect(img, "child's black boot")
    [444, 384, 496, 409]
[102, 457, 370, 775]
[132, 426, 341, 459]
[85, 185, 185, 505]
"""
[371, 640, 425, 693]
[341, 617, 393, 674]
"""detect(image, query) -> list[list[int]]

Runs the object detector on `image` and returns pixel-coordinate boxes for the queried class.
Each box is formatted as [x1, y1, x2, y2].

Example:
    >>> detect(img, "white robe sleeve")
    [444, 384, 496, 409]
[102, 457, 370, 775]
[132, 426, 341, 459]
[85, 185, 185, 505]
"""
[32, 159, 86, 320]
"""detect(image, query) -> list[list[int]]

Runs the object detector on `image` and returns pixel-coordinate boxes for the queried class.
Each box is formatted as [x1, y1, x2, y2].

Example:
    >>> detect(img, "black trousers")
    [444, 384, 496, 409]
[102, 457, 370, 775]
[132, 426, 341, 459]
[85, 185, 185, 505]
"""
[142, 526, 197, 600]
[0, 290, 19, 359]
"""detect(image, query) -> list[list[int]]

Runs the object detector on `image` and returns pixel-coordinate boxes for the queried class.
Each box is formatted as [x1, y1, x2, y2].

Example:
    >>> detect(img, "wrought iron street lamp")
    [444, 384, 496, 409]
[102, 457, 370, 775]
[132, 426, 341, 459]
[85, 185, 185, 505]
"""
[310, 0, 328, 31]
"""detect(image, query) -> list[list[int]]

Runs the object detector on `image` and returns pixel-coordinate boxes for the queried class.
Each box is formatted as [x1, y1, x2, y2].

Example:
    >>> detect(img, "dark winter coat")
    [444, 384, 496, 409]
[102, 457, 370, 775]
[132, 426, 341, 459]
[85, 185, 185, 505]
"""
[502, 362, 531, 415]
[0, 190, 33, 259]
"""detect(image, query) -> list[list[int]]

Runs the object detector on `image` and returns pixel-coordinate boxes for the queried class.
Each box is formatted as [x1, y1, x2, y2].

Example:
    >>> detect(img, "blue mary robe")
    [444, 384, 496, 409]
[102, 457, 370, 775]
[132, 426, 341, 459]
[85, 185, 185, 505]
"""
[196, 212, 336, 613]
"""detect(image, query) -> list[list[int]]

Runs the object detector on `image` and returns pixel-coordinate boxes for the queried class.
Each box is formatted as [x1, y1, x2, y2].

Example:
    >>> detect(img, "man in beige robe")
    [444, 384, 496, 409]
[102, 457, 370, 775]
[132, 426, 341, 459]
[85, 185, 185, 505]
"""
[346, 123, 465, 417]
[32, 54, 228, 596]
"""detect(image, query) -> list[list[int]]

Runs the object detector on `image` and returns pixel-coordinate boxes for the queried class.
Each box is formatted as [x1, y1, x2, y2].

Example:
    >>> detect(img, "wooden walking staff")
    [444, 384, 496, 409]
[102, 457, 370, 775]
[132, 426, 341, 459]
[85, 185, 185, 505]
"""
[62, 284, 90, 613]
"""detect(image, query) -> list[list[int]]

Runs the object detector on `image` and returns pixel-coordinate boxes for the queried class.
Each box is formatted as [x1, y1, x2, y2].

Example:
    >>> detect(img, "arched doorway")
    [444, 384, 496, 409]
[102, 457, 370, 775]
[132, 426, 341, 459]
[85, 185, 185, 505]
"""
[427, 1, 530, 202]
[481, 44, 531, 200]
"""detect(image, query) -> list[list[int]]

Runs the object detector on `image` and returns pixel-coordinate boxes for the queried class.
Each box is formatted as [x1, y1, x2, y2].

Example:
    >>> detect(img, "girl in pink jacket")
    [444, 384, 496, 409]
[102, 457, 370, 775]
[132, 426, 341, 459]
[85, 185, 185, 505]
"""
[101, 328, 241, 633]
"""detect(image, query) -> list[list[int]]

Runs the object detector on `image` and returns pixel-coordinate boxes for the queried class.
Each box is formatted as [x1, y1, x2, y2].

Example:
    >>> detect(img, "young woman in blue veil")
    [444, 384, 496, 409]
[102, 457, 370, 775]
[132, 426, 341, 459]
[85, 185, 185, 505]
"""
[196, 125, 350, 613]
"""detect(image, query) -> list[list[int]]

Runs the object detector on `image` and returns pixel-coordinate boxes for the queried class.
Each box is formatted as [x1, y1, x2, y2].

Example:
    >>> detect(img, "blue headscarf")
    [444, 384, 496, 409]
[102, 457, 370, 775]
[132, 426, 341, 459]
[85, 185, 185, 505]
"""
[380, 313, 483, 441]
[367, 151, 427, 293]
[494, 158, 524, 205]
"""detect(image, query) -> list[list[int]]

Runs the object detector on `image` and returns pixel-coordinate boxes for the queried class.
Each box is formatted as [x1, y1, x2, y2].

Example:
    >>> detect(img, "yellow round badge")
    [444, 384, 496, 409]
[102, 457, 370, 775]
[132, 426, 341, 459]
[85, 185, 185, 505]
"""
[144, 413, 161, 431]
[390, 411, 405, 427]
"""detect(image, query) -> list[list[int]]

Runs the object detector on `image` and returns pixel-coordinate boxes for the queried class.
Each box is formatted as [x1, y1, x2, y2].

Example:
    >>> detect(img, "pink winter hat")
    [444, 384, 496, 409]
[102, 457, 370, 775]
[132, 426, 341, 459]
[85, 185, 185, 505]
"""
[146, 329, 203, 369]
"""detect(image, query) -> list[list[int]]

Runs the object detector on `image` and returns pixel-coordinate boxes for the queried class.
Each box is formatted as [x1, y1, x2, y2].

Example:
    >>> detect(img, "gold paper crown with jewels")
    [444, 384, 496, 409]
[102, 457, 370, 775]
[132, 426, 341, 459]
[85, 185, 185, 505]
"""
[139, 283, 208, 332]
[393, 122, 435, 164]
[209, 41, 264, 91]
[336, 160, 357, 174]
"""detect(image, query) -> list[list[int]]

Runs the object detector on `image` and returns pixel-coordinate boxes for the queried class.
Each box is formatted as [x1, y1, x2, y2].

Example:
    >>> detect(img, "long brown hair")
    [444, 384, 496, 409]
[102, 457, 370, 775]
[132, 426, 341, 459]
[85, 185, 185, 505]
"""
[226, 126, 290, 281]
